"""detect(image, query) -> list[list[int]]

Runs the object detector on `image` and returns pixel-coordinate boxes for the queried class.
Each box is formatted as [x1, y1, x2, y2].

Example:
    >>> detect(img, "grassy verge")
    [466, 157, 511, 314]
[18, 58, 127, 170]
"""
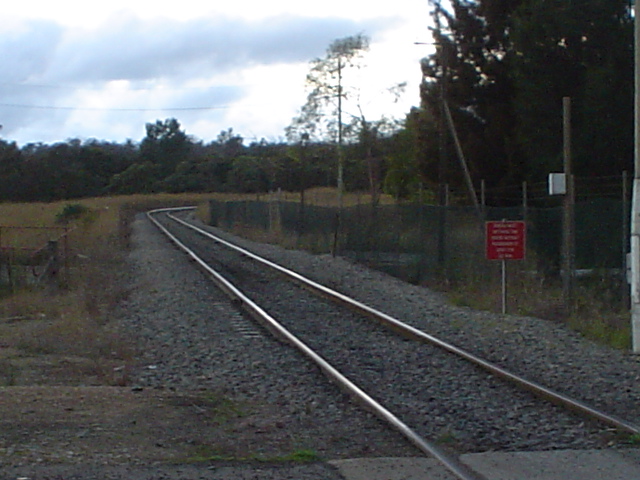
[0, 194, 213, 387]
[440, 265, 631, 350]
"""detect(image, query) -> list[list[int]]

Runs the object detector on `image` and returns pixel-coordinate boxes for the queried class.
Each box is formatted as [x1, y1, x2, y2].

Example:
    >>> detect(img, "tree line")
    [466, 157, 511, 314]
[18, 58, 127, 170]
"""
[412, 0, 633, 204]
[0, 0, 633, 206]
[0, 118, 408, 203]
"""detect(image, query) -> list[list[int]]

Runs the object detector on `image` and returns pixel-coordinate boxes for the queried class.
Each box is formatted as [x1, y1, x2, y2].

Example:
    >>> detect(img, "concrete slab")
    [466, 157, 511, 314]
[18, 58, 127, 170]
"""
[329, 449, 640, 480]
[329, 457, 459, 480]
[461, 449, 640, 480]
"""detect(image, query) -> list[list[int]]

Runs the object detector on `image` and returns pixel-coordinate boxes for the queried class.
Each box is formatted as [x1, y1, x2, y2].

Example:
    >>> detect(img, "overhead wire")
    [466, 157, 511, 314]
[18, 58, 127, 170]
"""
[0, 102, 232, 112]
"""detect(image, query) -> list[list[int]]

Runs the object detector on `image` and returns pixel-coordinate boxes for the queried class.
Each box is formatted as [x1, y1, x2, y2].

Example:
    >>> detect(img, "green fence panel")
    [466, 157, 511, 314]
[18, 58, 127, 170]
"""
[208, 197, 628, 285]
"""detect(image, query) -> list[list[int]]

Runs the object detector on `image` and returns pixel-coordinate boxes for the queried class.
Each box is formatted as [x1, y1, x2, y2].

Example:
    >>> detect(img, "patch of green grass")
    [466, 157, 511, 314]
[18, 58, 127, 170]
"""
[435, 430, 458, 445]
[568, 314, 631, 350]
[197, 391, 247, 421]
[437, 266, 633, 350]
[55, 203, 95, 225]
[280, 449, 319, 462]
[626, 434, 640, 445]
[185, 448, 320, 464]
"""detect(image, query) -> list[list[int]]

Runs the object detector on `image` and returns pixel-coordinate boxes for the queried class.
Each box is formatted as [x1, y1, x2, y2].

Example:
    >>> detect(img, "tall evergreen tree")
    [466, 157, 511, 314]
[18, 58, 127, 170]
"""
[418, 0, 633, 201]
[420, 0, 526, 198]
[510, 0, 633, 179]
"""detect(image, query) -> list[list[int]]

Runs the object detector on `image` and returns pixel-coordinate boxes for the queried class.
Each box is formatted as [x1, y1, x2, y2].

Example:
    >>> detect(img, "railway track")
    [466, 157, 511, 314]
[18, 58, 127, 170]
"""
[147, 207, 640, 480]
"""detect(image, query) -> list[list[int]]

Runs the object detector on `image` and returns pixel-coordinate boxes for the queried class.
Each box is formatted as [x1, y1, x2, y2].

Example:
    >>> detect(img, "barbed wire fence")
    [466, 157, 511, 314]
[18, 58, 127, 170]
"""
[0, 226, 71, 293]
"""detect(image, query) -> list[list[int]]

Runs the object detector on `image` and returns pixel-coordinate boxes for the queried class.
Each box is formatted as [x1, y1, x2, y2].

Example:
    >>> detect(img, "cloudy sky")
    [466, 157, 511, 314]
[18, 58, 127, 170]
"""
[0, 0, 432, 146]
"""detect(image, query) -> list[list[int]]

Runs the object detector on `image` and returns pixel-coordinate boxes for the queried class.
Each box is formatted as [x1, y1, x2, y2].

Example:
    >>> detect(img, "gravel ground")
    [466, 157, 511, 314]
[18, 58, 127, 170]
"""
[184, 214, 640, 430]
[1, 213, 414, 480]
[124, 214, 418, 460]
[157, 214, 620, 453]
[5, 209, 639, 480]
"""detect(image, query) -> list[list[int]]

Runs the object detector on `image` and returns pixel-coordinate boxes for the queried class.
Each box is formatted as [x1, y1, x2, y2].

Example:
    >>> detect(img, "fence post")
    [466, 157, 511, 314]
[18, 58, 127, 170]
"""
[8, 248, 14, 293]
[45, 240, 60, 287]
[437, 184, 449, 277]
[623, 171, 630, 307]
[63, 228, 69, 288]
[331, 210, 340, 257]
[562, 97, 576, 315]
[522, 181, 528, 223]
[0, 228, 3, 290]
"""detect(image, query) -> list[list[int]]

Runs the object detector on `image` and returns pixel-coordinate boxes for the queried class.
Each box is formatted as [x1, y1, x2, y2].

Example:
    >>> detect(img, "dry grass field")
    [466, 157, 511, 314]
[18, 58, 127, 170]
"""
[0, 188, 630, 390]
[0, 194, 216, 387]
[0, 191, 360, 468]
[0, 189, 387, 387]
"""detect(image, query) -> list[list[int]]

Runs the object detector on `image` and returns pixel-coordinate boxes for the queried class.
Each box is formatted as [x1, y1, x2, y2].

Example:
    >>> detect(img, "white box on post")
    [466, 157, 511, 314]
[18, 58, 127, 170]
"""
[548, 173, 566, 195]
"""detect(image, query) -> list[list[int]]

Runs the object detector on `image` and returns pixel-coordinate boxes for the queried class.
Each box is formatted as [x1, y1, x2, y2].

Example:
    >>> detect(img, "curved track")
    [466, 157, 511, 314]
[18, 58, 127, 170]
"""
[147, 207, 640, 480]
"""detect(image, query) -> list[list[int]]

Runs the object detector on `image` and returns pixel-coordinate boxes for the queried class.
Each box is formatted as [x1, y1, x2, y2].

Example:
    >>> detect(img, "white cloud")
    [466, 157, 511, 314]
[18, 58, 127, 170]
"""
[0, 1, 431, 145]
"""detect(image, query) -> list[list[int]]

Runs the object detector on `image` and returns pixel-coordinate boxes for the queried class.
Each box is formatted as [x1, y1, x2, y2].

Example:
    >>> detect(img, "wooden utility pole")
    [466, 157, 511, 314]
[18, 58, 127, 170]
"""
[443, 100, 481, 216]
[562, 97, 576, 314]
[435, 6, 448, 272]
[336, 59, 344, 210]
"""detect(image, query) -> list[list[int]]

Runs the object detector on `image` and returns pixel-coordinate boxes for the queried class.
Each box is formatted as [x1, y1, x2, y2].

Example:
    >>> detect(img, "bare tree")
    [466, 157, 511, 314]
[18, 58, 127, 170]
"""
[287, 34, 369, 204]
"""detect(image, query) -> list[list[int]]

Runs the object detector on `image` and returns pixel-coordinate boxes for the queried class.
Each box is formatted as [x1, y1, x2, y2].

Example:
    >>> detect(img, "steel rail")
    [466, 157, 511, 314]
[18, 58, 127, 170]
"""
[147, 208, 488, 480]
[164, 207, 640, 437]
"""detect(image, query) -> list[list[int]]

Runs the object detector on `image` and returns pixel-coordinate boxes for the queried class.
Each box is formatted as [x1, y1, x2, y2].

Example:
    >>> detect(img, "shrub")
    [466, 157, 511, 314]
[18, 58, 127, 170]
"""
[55, 203, 92, 224]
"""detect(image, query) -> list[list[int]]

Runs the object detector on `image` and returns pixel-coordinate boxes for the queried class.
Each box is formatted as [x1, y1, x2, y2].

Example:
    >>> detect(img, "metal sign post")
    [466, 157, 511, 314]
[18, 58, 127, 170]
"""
[631, 4, 640, 352]
[486, 221, 526, 314]
[501, 258, 507, 315]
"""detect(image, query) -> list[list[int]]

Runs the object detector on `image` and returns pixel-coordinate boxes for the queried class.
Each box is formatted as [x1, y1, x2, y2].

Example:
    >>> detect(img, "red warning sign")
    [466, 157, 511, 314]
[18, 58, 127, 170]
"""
[486, 221, 526, 261]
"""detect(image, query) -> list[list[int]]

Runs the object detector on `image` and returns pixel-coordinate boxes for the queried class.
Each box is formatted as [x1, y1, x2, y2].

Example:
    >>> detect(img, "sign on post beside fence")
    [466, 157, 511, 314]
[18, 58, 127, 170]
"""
[486, 221, 526, 261]
[486, 221, 526, 314]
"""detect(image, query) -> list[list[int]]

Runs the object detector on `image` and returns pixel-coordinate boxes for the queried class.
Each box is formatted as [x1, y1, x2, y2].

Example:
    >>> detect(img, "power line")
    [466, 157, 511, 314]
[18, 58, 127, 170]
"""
[0, 102, 232, 112]
[0, 81, 248, 92]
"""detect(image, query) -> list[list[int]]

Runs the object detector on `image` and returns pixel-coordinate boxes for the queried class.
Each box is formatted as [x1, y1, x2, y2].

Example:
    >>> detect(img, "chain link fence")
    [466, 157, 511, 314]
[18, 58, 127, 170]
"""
[209, 177, 629, 305]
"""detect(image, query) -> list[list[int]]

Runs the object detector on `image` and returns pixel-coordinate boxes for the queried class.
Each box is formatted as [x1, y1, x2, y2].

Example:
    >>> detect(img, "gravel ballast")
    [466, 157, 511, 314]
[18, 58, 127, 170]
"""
[4, 210, 640, 480]
[125, 214, 418, 460]
[184, 215, 640, 430]
[157, 213, 623, 453]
